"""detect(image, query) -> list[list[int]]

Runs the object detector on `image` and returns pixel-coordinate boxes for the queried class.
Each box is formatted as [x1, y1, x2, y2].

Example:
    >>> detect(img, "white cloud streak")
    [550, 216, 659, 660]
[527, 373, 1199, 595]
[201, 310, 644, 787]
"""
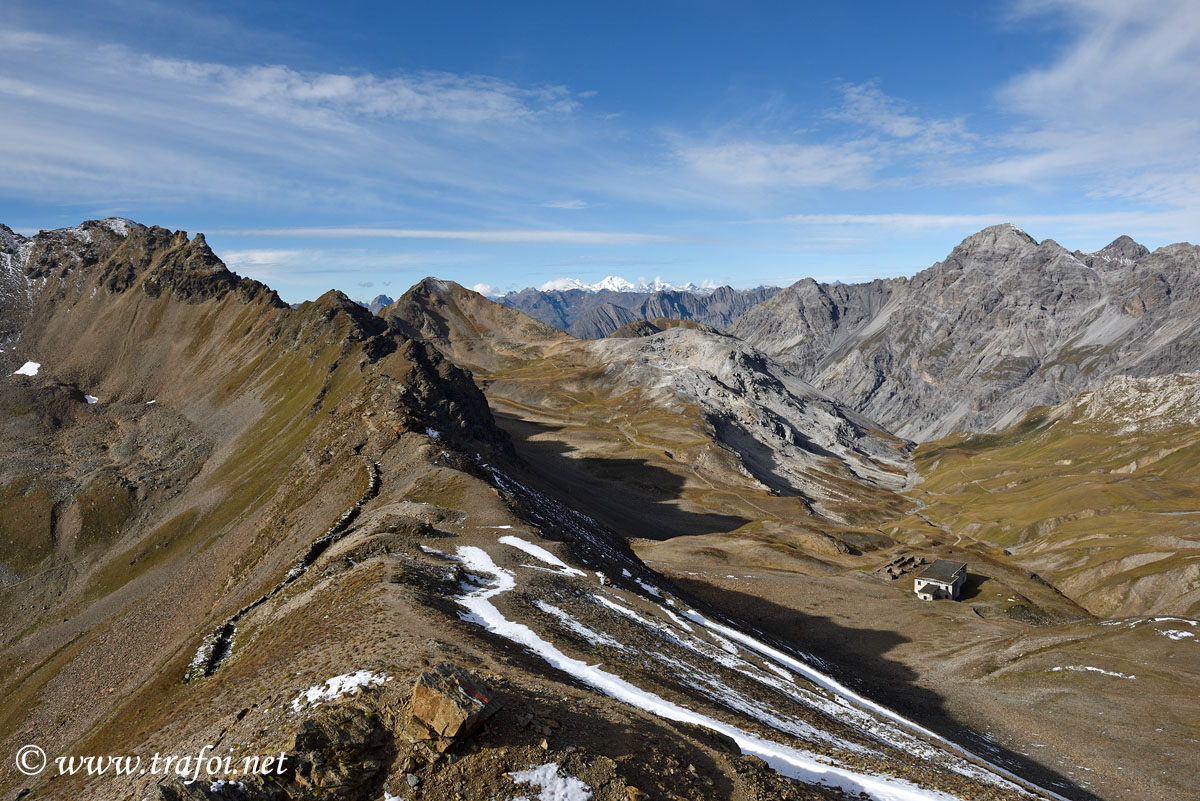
[223, 227, 672, 244]
[541, 199, 590, 209]
[768, 210, 1198, 238]
[829, 82, 973, 155]
[140, 57, 578, 127]
[0, 29, 586, 215]
[677, 141, 874, 190]
[968, 0, 1200, 207]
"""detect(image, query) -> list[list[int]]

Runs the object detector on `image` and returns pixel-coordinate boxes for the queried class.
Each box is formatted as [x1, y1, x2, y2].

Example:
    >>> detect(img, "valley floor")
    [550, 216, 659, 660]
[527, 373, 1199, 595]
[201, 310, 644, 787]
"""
[635, 558, 1198, 801]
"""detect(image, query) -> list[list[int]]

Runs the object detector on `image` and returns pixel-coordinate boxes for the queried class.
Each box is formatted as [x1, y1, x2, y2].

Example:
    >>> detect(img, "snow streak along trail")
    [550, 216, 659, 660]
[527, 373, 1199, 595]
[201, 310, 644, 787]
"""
[676, 612, 1071, 801]
[456, 543, 981, 801]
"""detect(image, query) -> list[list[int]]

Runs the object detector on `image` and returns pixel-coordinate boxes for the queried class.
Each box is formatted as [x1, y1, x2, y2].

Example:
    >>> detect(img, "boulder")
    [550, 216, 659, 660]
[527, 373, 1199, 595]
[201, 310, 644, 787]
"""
[409, 662, 498, 744]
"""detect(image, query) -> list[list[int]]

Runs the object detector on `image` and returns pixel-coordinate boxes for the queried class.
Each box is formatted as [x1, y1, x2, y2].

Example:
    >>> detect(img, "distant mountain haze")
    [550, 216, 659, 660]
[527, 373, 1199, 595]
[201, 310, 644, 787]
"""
[500, 284, 780, 338]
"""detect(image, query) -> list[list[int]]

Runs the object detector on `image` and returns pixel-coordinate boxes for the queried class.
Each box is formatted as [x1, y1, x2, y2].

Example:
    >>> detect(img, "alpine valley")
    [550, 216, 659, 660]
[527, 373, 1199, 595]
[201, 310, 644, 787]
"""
[1, 219, 1196, 801]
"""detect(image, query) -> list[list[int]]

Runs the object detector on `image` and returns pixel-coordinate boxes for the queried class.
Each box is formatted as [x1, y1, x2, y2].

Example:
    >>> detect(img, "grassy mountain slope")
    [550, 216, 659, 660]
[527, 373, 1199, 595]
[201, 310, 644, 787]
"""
[907, 373, 1200, 618]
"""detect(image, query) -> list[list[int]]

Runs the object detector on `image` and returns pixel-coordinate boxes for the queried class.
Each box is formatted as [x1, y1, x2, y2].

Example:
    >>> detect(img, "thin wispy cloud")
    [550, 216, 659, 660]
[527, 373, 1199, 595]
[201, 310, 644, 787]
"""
[225, 227, 672, 245]
[141, 57, 578, 127]
[220, 246, 453, 277]
[971, 0, 1200, 209]
[829, 82, 974, 155]
[769, 211, 1197, 235]
[0, 29, 589, 216]
[541, 200, 590, 209]
[676, 141, 875, 191]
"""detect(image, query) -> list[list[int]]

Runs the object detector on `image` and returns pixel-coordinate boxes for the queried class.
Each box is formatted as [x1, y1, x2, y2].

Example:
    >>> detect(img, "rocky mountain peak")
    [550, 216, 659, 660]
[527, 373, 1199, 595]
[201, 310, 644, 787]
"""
[302, 289, 388, 340]
[952, 222, 1039, 259]
[0, 223, 21, 253]
[1097, 234, 1150, 262]
[360, 294, 394, 314]
[732, 223, 1200, 440]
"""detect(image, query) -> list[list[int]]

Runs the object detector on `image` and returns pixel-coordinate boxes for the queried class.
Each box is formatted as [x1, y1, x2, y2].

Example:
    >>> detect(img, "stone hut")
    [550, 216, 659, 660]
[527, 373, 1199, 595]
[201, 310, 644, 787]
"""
[914, 559, 967, 600]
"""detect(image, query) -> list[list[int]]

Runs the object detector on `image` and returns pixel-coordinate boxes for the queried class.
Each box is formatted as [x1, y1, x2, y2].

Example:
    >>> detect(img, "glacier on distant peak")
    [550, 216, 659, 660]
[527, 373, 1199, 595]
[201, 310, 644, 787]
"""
[537, 275, 716, 294]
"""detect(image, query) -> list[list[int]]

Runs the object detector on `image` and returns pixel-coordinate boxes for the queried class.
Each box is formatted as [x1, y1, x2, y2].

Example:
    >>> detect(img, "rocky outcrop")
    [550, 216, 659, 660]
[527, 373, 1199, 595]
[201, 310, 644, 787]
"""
[732, 224, 1200, 440]
[590, 327, 911, 515]
[608, 317, 720, 338]
[156, 700, 391, 801]
[20, 220, 285, 308]
[1068, 372, 1200, 433]
[408, 662, 498, 747]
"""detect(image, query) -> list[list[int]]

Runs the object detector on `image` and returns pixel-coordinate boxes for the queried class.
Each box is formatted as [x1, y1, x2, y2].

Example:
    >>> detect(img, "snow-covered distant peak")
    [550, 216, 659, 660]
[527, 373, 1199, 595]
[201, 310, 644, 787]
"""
[539, 276, 637, 292]
[592, 275, 637, 292]
[537, 275, 719, 294]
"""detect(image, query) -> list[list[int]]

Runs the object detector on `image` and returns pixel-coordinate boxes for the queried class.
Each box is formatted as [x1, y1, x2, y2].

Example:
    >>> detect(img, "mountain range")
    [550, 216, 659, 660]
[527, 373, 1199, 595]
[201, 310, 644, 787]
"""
[500, 284, 780, 338]
[733, 224, 1200, 441]
[2, 217, 1197, 801]
[497, 223, 1200, 443]
[534, 275, 715, 293]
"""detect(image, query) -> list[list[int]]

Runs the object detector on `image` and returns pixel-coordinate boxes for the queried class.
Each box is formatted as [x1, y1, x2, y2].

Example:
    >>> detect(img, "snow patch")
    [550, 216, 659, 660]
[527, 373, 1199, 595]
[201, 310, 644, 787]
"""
[634, 578, 662, 598]
[208, 780, 244, 794]
[508, 762, 592, 801]
[1160, 630, 1195, 641]
[500, 535, 585, 576]
[84, 395, 99, 404]
[425, 427, 440, 439]
[291, 671, 390, 712]
[1049, 665, 1136, 680]
[12, 361, 39, 376]
[535, 601, 625, 649]
[99, 217, 140, 237]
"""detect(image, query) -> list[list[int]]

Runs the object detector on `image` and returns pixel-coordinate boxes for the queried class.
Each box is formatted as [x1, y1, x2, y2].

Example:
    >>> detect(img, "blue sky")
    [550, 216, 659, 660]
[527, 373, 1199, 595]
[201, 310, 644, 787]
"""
[1, 0, 1198, 303]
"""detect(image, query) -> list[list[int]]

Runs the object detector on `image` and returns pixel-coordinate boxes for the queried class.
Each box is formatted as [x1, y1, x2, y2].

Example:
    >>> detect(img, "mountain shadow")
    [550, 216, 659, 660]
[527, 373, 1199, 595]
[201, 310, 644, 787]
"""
[673, 577, 1103, 801]
[494, 411, 750, 542]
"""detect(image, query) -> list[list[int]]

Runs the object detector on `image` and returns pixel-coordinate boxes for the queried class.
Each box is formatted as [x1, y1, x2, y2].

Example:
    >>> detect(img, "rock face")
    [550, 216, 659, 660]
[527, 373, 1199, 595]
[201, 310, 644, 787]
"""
[408, 663, 498, 744]
[590, 329, 911, 512]
[501, 284, 780, 338]
[731, 224, 1200, 440]
[156, 701, 391, 801]
[607, 317, 719, 338]
[289, 703, 393, 798]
